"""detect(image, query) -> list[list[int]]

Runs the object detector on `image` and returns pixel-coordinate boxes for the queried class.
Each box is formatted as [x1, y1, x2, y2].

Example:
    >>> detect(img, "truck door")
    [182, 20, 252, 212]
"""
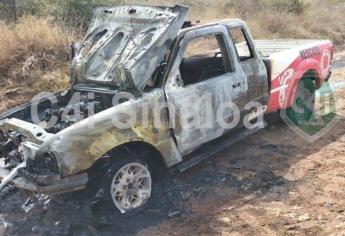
[228, 26, 268, 106]
[164, 26, 248, 155]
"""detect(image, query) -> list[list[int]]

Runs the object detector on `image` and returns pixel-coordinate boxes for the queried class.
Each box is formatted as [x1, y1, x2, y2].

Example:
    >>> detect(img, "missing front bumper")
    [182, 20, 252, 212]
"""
[0, 167, 88, 194]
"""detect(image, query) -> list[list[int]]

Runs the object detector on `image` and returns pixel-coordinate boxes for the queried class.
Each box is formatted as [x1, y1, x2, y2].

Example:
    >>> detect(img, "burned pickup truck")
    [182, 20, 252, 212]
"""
[0, 5, 332, 220]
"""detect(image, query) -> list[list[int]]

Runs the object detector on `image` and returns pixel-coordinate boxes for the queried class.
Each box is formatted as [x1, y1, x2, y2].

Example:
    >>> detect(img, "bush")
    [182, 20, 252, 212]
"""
[49, 0, 101, 28]
[0, 16, 76, 90]
[260, 0, 306, 14]
[0, 0, 344, 107]
[6, 0, 123, 28]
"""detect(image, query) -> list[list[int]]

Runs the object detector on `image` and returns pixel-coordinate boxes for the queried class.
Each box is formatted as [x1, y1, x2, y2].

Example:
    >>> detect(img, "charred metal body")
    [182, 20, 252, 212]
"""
[0, 5, 333, 199]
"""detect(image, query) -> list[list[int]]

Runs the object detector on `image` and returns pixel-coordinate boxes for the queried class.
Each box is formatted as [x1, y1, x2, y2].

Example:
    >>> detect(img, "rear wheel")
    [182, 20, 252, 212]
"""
[284, 78, 316, 125]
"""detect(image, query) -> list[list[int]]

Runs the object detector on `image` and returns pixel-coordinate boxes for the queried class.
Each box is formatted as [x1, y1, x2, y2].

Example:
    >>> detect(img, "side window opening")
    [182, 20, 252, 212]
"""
[179, 33, 232, 86]
[229, 27, 254, 61]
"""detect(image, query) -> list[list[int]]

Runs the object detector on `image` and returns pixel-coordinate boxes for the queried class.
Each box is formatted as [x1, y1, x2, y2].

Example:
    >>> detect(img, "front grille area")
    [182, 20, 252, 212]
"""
[26, 152, 60, 176]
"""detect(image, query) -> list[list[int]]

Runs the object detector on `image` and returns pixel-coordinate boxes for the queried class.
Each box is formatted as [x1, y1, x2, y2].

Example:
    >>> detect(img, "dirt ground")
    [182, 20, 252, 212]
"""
[1, 53, 345, 236]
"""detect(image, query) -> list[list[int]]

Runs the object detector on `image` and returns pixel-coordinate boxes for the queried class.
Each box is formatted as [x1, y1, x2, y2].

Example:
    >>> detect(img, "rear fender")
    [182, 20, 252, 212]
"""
[284, 60, 321, 109]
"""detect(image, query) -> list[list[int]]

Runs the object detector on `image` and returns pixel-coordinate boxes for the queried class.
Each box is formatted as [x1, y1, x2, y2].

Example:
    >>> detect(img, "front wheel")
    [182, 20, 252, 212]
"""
[108, 160, 152, 215]
[87, 151, 162, 226]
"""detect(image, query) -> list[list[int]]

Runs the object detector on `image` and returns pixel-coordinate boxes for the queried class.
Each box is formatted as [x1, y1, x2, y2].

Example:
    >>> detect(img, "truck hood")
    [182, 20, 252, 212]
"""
[71, 5, 188, 92]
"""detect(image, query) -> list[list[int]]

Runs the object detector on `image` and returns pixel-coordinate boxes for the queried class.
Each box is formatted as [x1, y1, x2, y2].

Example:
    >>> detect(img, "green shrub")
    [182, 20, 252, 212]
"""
[51, 0, 97, 28]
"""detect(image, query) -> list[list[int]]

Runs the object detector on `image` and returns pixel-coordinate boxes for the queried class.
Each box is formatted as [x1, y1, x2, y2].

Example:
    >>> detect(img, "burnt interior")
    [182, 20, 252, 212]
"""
[180, 56, 226, 85]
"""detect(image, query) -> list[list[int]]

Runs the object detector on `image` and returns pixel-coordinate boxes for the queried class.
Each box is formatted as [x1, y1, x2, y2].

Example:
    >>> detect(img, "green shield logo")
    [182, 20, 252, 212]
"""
[280, 79, 339, 142]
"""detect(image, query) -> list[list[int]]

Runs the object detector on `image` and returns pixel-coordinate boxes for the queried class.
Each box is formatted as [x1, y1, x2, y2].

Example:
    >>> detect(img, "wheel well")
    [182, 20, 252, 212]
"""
[301, 69, 319, 87]
[116, 142, 167, 168]
[88, 141, 167, 178]
[286, 70, 317, 109]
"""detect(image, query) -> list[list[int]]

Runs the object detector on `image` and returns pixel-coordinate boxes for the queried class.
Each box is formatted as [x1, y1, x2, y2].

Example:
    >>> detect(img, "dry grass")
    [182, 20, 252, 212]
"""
[0, 0, 344, 112]
[182, 0, 345, 45]
[127, 0, 345, 45]
[0, 16, 76, 93]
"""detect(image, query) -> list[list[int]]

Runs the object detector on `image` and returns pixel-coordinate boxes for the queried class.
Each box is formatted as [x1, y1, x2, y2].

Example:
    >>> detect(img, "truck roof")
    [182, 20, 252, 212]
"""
[180, 18, 246, 32]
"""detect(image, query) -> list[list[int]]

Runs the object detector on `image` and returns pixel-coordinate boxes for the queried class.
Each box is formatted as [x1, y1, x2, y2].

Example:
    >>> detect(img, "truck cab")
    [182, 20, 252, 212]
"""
[163, 19, 268, 155]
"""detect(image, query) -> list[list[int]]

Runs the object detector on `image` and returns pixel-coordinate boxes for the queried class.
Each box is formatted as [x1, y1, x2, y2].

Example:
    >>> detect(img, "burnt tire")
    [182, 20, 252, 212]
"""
[284, 78, 316, 125]
[85, 149, 164, 227]
[264, 111, 283, 126]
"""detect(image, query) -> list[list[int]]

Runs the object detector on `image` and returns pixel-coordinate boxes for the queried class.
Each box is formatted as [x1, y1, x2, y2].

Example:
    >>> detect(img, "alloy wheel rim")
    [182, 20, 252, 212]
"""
[110, 163, 152, 214]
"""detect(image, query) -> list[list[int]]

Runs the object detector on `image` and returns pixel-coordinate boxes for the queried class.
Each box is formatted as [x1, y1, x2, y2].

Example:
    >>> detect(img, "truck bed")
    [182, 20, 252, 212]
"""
[255, 39, 330, 57]
[254, 39, 333, 112]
